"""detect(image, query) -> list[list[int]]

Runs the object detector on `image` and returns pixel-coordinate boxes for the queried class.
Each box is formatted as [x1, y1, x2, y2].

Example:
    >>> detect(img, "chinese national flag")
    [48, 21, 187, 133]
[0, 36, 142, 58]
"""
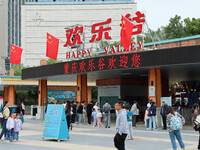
[46, 33, 59, 60]
[9, 44, 23, 65]
[120, 16, 134, 50]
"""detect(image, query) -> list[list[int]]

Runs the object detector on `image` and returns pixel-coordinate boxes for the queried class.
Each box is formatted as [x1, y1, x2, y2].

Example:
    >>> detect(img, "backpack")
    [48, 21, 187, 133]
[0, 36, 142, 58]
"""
[104, 105, 110, 114]
[148, 107, 153, 116]
[170, 112, 183, 130]
[193, 115, 200, 131]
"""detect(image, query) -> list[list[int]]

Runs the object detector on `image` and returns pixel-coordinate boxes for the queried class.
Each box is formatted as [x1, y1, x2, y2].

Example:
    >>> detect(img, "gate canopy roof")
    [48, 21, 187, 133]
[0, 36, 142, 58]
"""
[22, 45, 200, 82]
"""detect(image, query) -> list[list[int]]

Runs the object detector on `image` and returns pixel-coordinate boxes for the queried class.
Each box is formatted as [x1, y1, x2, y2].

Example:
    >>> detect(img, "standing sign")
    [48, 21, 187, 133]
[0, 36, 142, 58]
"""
[42, 105, 69, 141]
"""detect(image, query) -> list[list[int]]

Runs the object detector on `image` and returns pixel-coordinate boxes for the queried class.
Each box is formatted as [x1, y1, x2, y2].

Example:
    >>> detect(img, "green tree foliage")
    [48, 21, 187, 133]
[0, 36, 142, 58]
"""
[143, 15, 200, 43]
[47, 58, 62, 65]
[11, 64, 27, 76]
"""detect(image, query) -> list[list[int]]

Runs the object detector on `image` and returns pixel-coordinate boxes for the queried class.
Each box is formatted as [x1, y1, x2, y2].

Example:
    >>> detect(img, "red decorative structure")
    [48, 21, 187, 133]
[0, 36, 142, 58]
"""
[131, 54, 141, 67]
[88, 59, 95, 71]
[119, 55, 128, 68]
[108, 56, 116, 70]
[97, 58, 105, 70]
[89, 18, 112, 43]
[64, 63, 70, 74]
[64, 26, 83, 47]
[79, 60, 86, 72]
[71, 62, 78, 73]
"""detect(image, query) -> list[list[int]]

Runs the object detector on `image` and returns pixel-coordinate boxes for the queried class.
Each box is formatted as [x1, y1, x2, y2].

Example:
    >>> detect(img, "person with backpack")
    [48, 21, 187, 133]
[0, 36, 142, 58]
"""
[148, 102, 157, 131]
[166, 106, 185, 150]
[103, 100, 111, 128]
[192, 103, 200, 149]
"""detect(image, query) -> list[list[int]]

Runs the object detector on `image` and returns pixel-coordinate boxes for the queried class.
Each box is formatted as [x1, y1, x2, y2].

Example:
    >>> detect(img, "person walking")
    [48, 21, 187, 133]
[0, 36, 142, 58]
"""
[92, 108, 97, 127]
[16, 102, 24, 124]
[114, 101, 129, 150]
[166, 106, 185, 150]
[192, 103, 200, 149]
[176, 105, 182, 115]
[71, 101, 77, 123]
[103, 100, 111, 128]
[86, 101, 93, 125]
[0, 101, 10, 141]
[78, 102, 83, 123]
[97, 109, 103, 128]
[160, 101, 168, 130]
[126, 107, 133, 140]
[65, 101, 71, 130]
[144, 107, 150, 130]
[131, 101, 137, 127]
[93, 102, 99, 112]
[148, 102, 157, 131]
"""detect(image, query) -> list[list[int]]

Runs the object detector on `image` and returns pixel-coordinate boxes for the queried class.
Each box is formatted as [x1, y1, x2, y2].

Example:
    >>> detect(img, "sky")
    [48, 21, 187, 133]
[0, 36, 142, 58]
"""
[136, 0, 200, 30]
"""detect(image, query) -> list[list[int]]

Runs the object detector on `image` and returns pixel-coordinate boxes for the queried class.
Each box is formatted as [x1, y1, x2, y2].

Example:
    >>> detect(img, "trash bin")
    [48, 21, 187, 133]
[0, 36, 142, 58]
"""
[31, 105, 37, 117]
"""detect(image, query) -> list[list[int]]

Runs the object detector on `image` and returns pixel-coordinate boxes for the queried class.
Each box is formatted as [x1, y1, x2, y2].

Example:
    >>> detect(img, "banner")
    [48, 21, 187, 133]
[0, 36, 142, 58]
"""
[47, 90, 76, 103]
[0, 96, 3, 112]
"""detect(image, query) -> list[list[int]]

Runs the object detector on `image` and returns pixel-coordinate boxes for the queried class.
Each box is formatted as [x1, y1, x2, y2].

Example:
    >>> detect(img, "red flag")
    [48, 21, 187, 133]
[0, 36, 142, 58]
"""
[9, 44, 23, 65]
[46, 33, 59, 60]
[120, 16, 134, 50]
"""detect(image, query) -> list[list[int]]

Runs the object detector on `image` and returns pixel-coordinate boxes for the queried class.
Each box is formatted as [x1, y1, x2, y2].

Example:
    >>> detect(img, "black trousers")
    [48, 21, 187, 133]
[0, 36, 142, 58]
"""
[132, 115, 137, 126]
[198, 131, 200, 149]
[162, 116, 167, 129]
[114, 133, 127, 150]
[71, 114, 76, 123]
[66, 115, 71, 129]
[87, 112, 92, 124]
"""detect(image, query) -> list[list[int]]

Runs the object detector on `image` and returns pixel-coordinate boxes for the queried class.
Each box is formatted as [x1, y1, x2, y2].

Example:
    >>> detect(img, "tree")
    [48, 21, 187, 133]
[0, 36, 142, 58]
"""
[11, 64, 27, 76]
[47, 58, 62, 65]
[184, 18, 200, 36]
[163, 15, 185, 39]
[142, 15, 200, 43]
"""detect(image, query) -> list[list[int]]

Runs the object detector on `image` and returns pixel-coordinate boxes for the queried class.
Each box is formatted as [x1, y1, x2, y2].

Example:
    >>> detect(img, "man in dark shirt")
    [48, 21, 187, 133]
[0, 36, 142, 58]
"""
[78, 102, 83, 123]
[71, 101, 77, 123]
[86, 101, 93, 125]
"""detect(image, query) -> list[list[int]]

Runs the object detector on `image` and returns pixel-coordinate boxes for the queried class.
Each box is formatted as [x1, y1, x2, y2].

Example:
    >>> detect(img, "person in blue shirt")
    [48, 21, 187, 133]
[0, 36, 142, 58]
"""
[149, 102, 157, 131]
[126, 107, 134, 140]
[91, 108, 97, 127]
[176, 105, 182, 115]
[160, 101, 168, 130]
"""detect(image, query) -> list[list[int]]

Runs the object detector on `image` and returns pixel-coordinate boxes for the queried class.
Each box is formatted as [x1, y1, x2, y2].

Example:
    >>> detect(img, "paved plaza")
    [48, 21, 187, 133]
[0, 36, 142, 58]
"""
[0, 116, 199, 150]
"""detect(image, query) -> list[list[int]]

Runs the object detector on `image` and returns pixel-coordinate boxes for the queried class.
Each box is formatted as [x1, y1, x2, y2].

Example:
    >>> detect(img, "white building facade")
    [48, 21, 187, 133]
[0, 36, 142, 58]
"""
[21, 1, 137, 67]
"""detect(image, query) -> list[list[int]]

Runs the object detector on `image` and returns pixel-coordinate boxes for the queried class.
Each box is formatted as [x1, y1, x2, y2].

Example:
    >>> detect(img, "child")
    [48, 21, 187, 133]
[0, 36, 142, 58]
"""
[126, 107, 134, 140]
[91, 108, 97, 127]
[14, 113, 22, 142]
[145, 107, 150, 130]
[6, 113, 15, 142]
[97, 109, 103, 128]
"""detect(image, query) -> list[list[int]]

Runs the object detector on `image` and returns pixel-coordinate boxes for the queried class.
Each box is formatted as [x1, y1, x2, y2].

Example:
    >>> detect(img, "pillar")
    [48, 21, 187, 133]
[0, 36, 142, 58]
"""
[148, 68, 162, 107]
[77, 75, 88, 103]
[87, 86, 92, 103]
[8, 85, 15, 105]
[3, 86, 8, 104]
[38, 79, 47, 106]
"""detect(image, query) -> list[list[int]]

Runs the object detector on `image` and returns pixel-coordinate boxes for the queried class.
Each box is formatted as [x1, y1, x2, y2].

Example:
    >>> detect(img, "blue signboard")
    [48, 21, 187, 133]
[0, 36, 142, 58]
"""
[42, 105, 69, 141]
[47, 90, 76, 103]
